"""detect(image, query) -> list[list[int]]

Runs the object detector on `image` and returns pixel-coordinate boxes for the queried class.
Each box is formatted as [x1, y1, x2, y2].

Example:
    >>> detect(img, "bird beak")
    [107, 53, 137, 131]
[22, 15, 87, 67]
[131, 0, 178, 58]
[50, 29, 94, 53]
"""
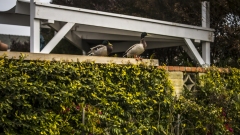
[147, 34, 151, 36]
[108, 43, 113, 46]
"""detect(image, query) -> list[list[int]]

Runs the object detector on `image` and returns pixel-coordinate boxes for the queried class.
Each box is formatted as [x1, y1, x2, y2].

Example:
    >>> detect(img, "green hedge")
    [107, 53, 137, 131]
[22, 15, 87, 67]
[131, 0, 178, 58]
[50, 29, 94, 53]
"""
[1, 54, 239, 135]
[177, 67, 240, 135]
[0, 55, 174, 135]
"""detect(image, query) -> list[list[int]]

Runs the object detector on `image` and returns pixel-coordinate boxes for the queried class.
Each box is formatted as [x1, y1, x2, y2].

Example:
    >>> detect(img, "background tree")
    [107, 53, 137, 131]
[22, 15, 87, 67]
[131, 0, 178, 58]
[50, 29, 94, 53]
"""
[52, 0, 240, 67]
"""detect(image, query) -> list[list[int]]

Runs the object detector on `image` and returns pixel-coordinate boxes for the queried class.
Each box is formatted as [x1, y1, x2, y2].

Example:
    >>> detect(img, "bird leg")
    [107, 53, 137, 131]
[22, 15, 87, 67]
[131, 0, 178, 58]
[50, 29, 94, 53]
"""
[134, 55, 142, 61]
[137, 56, 143, 61]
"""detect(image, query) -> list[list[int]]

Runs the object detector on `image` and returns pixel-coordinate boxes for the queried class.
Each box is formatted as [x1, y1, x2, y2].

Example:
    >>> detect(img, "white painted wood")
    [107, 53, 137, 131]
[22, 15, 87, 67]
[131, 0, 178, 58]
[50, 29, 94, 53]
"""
[194, 39, 201, 43]
[40, 22, 75, 53]
[112, 41, 185, 53]
[30, 0, 40, 53]
[36, 2, 214, 31]
[73, 31, 182, 42]
[181, 46, 196, 63]
[1, 1, 214, 65]
[202, 42, 210, 66]
[41, 19, 54, 25]
[48, 22, 82, 50]
[184, 38, 205, 66]
[34, 2, 214, 42]
[202, 1, 211, 66]
[47, 19, 54, 23]
[202, 1, 210, 28]
[0, 51, 159, 66]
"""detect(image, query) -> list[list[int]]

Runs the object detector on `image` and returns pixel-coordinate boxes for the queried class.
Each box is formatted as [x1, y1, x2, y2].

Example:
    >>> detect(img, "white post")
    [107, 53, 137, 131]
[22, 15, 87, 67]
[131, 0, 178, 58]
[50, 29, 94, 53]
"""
[202, 1, 210, 66]
[30, 0, 40, 53]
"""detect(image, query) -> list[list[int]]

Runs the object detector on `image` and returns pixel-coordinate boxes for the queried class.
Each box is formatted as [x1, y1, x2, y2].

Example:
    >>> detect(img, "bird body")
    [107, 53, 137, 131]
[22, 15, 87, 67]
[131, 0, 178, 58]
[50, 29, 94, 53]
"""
[123, 33, 149, 58]
[124, 43, 145, 57]
[87, 40, 113, 56]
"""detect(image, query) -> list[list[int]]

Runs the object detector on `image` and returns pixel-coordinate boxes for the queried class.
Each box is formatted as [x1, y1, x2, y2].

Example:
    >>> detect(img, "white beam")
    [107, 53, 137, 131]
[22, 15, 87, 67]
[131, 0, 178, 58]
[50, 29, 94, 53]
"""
[73, 31, 182, 42]
[74, 25, 183, 41]
[184, 38, 205, 66]
[30, 0, 40, 53]
[34, 2, 215, 42]
[111, 41, 185, 53]
[41, 19, 54, 25]
[41, 22, 75, 53]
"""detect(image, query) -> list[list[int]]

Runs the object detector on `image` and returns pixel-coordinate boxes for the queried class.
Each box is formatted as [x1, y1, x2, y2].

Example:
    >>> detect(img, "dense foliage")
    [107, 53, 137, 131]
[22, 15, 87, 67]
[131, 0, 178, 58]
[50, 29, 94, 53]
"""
[0, 54, 173, 134]
[52, 0, 240, 67]
[177, 68, 240, 134]
[0, 54, 239, 134]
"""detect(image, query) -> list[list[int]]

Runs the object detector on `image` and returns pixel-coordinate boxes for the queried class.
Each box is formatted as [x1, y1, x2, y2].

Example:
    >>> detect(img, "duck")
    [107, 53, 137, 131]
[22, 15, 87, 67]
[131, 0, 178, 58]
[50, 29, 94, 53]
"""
[87, 40, 113, 56]
[123, 32, 150, 58]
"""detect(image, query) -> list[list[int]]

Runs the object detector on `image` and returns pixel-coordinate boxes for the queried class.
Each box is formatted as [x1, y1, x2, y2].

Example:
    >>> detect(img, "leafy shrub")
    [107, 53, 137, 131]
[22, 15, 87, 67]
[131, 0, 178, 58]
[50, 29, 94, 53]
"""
[2, 54, 238, 135]
[0, 54, 173, 134]
[177, 67, 240, 135]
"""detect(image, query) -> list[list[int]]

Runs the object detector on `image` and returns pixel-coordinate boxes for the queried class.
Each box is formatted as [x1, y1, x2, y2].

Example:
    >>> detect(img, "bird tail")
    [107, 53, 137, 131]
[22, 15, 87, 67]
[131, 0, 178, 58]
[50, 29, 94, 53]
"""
[88, 53, 94, 56]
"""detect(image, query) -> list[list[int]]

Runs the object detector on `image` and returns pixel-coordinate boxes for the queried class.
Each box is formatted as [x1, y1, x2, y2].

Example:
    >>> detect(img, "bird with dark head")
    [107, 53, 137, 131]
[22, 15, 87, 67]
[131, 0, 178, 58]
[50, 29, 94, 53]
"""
[87, 40, 113, 56]
[141, 32, 148, 39]
[123, 32, 150, 59]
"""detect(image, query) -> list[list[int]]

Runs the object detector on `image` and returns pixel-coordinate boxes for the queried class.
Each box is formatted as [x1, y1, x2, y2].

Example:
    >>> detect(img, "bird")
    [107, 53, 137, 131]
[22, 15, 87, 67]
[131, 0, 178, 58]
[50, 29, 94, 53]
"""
[87, 40, 113, 56]
[123, 32, 150, 59]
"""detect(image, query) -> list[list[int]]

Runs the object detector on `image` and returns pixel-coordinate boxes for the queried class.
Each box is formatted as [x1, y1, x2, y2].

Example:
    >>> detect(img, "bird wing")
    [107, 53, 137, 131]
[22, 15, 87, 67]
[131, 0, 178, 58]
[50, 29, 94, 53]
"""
[87, 45, 105, 55]
[90, 45, 105, 50]
[123, 43, 145, 57]
[125, 43, 139, 54]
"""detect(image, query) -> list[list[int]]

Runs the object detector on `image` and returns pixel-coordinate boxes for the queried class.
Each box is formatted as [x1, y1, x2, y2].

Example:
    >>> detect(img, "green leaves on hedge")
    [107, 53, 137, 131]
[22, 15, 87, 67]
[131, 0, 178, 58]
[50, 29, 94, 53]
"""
[0, 56, 173, 135]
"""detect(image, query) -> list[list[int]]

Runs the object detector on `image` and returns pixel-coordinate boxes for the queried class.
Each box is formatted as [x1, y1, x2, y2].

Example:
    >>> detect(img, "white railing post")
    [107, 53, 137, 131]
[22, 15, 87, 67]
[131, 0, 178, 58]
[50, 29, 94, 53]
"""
[30, 0, 40, 53]
[202, 1, 211, 66]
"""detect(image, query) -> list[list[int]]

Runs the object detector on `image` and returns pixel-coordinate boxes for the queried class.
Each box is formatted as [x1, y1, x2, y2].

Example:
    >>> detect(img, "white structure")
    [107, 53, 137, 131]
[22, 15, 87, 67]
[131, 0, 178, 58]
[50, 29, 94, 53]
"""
[0, 0, 214, 67]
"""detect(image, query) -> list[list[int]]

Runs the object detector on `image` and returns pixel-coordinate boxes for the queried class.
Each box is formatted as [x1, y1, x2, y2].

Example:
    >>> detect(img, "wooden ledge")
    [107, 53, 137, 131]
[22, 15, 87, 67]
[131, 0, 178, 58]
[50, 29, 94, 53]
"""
[0, 51, 159, 66]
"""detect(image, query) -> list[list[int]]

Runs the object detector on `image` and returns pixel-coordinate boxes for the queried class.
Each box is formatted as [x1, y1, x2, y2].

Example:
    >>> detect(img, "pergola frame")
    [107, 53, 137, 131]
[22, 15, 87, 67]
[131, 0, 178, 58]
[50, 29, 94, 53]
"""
[0, 0, 214, 67]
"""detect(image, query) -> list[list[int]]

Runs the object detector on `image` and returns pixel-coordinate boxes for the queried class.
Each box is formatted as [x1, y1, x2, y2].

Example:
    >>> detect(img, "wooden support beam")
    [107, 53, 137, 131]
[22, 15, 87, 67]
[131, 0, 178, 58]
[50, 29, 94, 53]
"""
[48, 22, 82, 50]
[35, 2, 215, 42]
[184, 38, 205, 66]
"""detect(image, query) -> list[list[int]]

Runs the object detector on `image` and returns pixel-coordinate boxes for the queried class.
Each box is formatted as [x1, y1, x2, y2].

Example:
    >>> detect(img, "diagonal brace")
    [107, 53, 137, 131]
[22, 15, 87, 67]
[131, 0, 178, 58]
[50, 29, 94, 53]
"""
[41, 22, 75, 53]
[184, 38, 205, 66]
[48, 22, 82, 50]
